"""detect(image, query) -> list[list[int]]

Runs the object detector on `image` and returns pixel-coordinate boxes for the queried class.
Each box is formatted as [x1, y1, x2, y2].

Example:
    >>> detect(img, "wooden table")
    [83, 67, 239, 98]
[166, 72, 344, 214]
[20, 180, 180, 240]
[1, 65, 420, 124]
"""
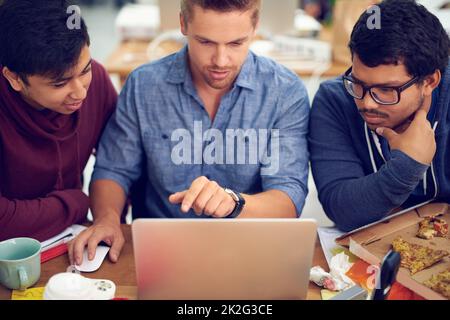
[104, 39, 349, 87]
[0, 225, 327, 300]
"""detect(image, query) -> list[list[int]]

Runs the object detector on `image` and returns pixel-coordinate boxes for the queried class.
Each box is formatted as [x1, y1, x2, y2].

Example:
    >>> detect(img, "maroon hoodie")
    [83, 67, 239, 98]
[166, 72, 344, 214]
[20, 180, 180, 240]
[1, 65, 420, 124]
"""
[0, 61, 117, 241]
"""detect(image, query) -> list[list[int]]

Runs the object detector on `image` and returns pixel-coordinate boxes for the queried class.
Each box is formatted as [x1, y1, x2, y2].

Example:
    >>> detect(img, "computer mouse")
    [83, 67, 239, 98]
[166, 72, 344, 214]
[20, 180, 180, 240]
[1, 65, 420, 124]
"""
[74, 243, 110, 273]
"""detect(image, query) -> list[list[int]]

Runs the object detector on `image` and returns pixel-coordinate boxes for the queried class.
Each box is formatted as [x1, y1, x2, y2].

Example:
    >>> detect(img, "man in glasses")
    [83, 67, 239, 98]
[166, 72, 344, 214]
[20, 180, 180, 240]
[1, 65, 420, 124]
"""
[309, 0, 450, 231]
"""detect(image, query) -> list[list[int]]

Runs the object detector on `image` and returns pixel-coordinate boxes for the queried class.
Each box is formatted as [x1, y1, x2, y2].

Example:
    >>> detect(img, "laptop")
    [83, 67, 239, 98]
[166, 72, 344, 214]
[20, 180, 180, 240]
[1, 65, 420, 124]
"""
[132, 219, 317, 300]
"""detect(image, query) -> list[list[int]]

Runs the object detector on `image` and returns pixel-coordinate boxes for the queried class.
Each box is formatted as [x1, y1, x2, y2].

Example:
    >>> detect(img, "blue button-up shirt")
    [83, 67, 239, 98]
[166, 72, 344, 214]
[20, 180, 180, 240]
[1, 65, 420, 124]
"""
[92, 46, 310, 218]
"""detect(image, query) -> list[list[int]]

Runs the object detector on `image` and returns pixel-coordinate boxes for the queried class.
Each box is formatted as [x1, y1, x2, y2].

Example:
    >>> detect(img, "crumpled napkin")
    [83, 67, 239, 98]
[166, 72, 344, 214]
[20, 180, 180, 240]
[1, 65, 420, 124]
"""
[310, 252, 355, 291]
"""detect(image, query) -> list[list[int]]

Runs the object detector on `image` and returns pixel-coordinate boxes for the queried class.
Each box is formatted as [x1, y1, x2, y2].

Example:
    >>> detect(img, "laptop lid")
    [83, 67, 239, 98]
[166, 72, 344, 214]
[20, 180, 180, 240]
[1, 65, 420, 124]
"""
[132, 219, 317, 300]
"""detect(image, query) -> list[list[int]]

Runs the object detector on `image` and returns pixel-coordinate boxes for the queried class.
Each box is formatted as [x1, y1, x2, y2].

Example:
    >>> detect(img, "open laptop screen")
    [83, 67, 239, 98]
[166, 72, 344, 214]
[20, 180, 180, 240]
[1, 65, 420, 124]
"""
[132, 219, 317, 300]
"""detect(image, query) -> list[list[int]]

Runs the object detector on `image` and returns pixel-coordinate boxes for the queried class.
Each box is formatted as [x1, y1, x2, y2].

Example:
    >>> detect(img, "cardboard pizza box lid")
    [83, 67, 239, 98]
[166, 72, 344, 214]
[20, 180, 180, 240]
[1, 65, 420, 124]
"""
[336, 203, 449, 247]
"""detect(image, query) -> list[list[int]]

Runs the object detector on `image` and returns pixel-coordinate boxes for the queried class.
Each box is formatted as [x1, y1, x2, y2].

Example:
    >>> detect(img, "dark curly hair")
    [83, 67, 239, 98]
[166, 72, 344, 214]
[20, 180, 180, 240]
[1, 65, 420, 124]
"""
[349, 0, 450, 78]
[0, 0, 90, 83]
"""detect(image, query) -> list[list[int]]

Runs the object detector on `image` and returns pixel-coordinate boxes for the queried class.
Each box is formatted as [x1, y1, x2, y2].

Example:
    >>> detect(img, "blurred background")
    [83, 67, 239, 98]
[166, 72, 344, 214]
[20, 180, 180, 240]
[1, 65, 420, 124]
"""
[75, 0, 338, 68]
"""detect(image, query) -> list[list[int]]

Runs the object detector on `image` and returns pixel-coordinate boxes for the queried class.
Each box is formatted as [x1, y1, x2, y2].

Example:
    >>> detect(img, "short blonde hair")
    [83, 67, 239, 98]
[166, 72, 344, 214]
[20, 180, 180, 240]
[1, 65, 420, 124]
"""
[181, 0, 260, 27]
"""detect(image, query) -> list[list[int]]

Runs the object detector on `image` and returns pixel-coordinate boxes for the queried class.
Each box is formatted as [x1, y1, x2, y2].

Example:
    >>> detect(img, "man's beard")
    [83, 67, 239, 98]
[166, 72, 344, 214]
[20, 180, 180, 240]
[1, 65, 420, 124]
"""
[393, 95, 426, 133]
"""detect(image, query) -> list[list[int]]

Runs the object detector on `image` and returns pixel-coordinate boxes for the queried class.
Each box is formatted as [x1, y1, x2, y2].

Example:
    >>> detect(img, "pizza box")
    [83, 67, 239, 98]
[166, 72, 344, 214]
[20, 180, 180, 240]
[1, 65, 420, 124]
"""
[336, 203, 450, 300]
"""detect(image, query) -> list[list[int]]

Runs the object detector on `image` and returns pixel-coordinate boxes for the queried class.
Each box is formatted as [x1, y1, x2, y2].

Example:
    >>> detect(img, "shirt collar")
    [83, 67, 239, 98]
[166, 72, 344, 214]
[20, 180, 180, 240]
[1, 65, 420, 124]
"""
[166, 46, 188, 85]
[232, 52, 256, 90]
[166, 45, 256, 91]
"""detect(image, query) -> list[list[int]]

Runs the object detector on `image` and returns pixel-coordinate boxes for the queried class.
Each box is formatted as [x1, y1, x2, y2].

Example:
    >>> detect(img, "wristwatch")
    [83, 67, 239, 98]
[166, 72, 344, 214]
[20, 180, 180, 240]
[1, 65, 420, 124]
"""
[224, 188, 246, 219]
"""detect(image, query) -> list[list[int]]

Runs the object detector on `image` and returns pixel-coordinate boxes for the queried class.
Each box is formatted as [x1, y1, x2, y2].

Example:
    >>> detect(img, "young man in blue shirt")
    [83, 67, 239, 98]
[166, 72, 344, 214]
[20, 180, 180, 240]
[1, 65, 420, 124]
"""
[310, 0, 450, 231]
[70, 0, 311, 264]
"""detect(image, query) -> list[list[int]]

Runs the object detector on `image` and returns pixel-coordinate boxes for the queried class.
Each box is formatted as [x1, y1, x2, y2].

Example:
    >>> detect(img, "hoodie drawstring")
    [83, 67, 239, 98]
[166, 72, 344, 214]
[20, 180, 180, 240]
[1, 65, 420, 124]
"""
[365, 123, 378, 174]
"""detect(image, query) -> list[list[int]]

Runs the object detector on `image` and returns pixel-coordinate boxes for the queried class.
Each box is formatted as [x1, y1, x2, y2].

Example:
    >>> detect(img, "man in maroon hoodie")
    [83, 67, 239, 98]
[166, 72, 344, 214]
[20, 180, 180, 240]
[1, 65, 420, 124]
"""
[0, 0, 117, 241]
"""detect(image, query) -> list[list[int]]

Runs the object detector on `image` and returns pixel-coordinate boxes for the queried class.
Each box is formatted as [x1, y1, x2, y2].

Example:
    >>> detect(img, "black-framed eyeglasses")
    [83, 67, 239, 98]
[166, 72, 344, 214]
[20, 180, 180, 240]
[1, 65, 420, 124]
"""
[342, 67, 420, 106]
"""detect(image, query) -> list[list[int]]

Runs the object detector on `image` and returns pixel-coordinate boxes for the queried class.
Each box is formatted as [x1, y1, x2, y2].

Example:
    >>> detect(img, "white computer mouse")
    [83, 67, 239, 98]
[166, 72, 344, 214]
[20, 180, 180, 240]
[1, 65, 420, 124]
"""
[74, 244, 110, 273]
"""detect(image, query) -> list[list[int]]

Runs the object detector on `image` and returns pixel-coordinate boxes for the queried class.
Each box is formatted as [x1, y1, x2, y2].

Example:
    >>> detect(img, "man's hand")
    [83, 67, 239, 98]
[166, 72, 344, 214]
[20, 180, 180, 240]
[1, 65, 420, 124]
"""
[169, 176, 236, 218]
[68, 214, 125, 266]
[376, 106, 436, 165]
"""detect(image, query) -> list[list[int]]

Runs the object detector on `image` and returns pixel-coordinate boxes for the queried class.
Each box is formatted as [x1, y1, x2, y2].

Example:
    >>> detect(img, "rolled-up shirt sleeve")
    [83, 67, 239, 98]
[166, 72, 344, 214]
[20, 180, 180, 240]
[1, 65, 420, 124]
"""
[91, 73, 144, 195]
[261, 79, 310, 217]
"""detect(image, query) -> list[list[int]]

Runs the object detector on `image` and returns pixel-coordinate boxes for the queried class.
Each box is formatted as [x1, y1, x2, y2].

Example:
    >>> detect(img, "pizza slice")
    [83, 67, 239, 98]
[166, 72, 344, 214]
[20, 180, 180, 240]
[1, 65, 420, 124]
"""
[392, 237, 449, 275]
[424, 269, 450, 299]
[434, 219, 449, 238]
[417, 217, 449, 240]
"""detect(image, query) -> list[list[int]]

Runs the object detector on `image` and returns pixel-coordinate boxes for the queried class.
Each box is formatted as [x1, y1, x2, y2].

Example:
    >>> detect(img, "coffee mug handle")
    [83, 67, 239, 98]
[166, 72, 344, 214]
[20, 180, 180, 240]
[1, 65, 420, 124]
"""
[18, 267, 29, 291]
